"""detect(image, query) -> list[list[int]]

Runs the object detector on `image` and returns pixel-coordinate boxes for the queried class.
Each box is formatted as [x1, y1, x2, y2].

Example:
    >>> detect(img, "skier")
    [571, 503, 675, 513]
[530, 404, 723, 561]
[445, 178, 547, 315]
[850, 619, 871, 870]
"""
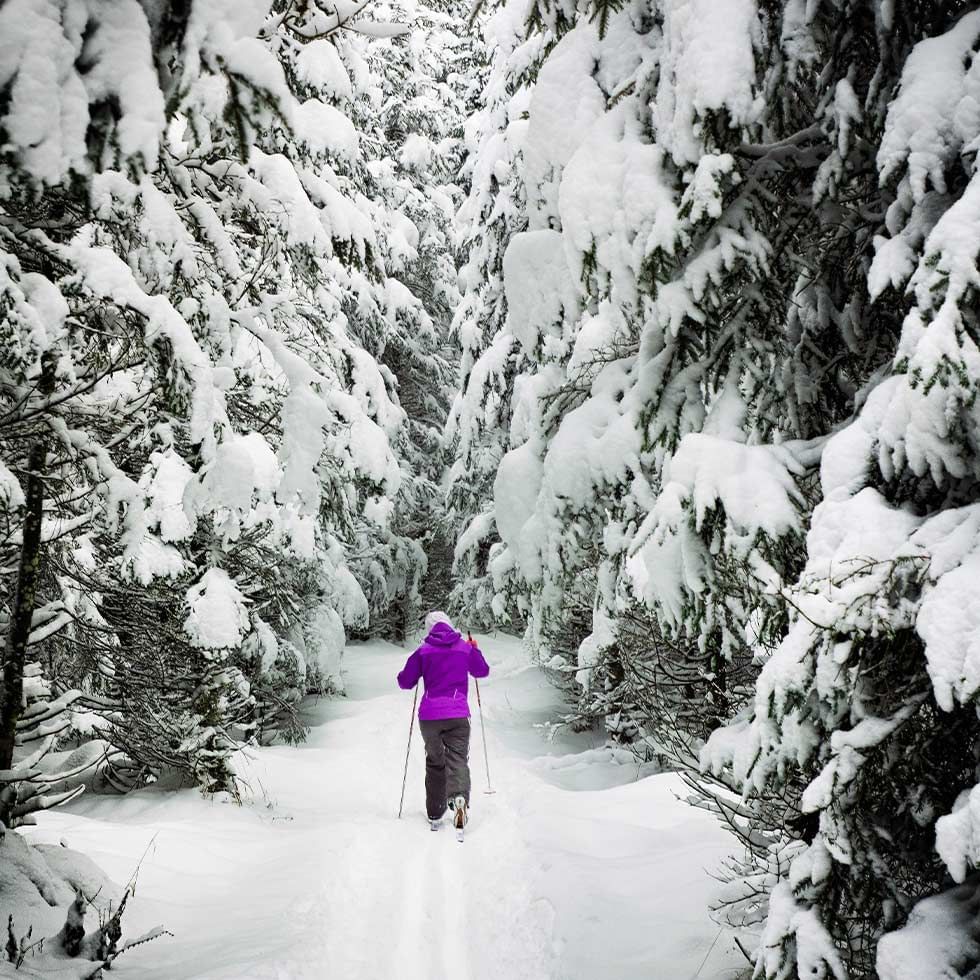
[397, 611, 490, 834]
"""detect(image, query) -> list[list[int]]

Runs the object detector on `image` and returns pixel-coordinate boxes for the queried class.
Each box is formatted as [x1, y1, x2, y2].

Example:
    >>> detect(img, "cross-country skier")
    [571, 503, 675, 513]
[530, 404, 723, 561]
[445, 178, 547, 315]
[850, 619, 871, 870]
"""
[397, 611, 490, 833]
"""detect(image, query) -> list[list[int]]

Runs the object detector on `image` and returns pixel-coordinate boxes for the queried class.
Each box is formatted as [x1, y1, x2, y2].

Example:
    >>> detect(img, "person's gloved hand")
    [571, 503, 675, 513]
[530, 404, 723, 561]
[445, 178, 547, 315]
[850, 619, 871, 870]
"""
[466, 631, 478, 647]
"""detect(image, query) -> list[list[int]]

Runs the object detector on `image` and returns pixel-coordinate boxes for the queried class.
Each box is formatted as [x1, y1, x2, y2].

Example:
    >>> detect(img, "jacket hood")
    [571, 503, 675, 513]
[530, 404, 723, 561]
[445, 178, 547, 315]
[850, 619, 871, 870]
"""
[425, 621, 461, 646]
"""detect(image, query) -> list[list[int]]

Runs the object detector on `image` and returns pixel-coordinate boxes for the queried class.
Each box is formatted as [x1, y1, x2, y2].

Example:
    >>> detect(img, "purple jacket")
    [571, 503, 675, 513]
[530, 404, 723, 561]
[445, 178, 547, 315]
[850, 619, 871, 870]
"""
[397, 622, 490, 721]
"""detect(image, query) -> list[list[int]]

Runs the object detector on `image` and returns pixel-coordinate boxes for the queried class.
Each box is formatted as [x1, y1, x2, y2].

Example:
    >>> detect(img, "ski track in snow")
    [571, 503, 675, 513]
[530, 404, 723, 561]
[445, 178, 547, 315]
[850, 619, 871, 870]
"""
[23, 634, 744, 980]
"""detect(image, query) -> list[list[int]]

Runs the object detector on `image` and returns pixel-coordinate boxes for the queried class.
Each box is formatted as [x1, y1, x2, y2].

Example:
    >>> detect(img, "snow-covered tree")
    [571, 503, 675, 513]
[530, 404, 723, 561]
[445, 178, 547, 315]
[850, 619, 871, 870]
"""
[0, 0, 266, 812]
[0, 0, 431, 805]
[703, 7, 980, 976]
[445, 0, 538, 627]
[344, 0, 473, 639]
[0, 0, 479, 971]
[451, 0, 980, 973]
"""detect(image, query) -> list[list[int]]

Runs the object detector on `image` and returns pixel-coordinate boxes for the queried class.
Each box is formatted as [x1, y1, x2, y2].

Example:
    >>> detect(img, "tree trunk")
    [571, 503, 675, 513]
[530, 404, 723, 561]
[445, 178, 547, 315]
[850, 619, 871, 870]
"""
[0, 437, 47, 775]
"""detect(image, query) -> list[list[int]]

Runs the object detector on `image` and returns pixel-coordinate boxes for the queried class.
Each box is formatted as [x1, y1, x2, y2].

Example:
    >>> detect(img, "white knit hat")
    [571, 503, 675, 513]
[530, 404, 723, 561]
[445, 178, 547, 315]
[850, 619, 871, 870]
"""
[424, 610, 454, 632]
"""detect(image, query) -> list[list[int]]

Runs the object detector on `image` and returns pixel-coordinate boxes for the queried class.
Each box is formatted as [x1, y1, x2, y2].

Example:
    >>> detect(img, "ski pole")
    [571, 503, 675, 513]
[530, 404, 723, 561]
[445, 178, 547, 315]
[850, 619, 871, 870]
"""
[467, 631, 495, 795]
[397, 684, 419, 819]
[475, 678, 494, 794]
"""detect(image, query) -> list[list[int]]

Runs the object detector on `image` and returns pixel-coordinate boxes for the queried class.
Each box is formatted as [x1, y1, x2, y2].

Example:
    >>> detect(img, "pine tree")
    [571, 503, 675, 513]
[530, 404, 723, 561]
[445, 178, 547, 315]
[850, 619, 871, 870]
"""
[1, 0, 427, 801]
[445, 0, 538, 628]
[451, 1, 980, 974]
[704, 5, 980, 976]
[346, 0, 471, 639]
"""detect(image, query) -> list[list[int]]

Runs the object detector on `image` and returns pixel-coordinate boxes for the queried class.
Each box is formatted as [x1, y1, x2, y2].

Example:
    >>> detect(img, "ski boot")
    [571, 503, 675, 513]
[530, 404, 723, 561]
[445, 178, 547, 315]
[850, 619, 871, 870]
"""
[449, 795, 467, 841]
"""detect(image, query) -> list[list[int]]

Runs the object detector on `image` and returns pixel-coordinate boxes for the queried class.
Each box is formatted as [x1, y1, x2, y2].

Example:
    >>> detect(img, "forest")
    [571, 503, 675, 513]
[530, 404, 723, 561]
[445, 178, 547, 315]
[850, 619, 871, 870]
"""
[2, 1, 979, 978]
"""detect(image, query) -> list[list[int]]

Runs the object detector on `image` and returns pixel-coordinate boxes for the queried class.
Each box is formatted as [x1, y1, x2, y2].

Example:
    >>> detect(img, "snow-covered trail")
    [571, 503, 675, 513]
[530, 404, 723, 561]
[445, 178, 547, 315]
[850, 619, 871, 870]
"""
[25, 635, 744, 980]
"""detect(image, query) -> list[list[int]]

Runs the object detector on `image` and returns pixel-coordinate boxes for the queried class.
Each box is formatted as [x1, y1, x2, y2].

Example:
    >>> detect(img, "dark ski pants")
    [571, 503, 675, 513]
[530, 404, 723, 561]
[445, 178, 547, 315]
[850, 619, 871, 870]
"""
[419, 717, 471, 819]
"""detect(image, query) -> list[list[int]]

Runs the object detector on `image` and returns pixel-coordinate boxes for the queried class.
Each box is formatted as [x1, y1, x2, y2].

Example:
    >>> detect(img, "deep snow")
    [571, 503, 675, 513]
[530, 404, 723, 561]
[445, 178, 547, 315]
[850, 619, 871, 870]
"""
[22, 633, 744, 979]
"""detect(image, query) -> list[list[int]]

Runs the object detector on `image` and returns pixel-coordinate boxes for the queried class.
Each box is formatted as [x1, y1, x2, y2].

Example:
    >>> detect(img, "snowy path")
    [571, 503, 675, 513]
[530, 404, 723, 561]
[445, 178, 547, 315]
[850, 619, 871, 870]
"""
[26, 635, 745, 980]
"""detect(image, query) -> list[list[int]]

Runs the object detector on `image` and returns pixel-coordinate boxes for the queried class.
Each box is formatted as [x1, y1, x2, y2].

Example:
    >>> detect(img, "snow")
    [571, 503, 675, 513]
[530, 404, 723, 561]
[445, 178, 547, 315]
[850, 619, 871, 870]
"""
[876, 880, 980, 980]
[0, 0, 164, 185]
[21, 634, 743, 980]
[757, 882, 846, 980]
[454, 510, 496, 564]
[0, 0, 87, 185]
[249, 617, 281, 674]
[654, 0, 763, 166]
[294, 39, 354, 100]
[521, 23, 607, 227]
[247, 149, 332, 251]
[868, 14, 980, 493]
[699, 484, 929, 792]
[325, 555, 370, 628]
[302, 605, 346, 692]
[0, 829, 117, 966]
[183, 567, 251, 650]
[15, 270, 70, 356]
[123, 534, 189, 587]
[241, 319, 331, 525]
[0, 457, 25, 509]
[914, 174, 980, 307]
[362, 493, 393, 527]
[800, 705, 919, 814]
[346, 19, 410, 39]
[187, 432, 281, 543]
[493, 439, 543, 574]
[294, 100, 359, 161]
[75, 0, 166, 167]
[542, 360, 641, 508]
[626, 434, 806, 624]
[656, 433, 805, 540]
[877, 10, 980, 200]
[626, 510, 707, 627]
[576, 607, 615, 692]
[503, 230, 578, 356]
[558, 105, 673, 308]
[567, 302, 628, 375]
[939, 783, 980, 886]
[446, 330, 519, 463]
[819, 404, 878, 496]
[142, 450, 195, 542]
[867, 184, 946, 301]
[328, 388, 401, 489]
[63, 242, 224, 453]
[917, 553, 980, 713]
[400, 133, 434, 170]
